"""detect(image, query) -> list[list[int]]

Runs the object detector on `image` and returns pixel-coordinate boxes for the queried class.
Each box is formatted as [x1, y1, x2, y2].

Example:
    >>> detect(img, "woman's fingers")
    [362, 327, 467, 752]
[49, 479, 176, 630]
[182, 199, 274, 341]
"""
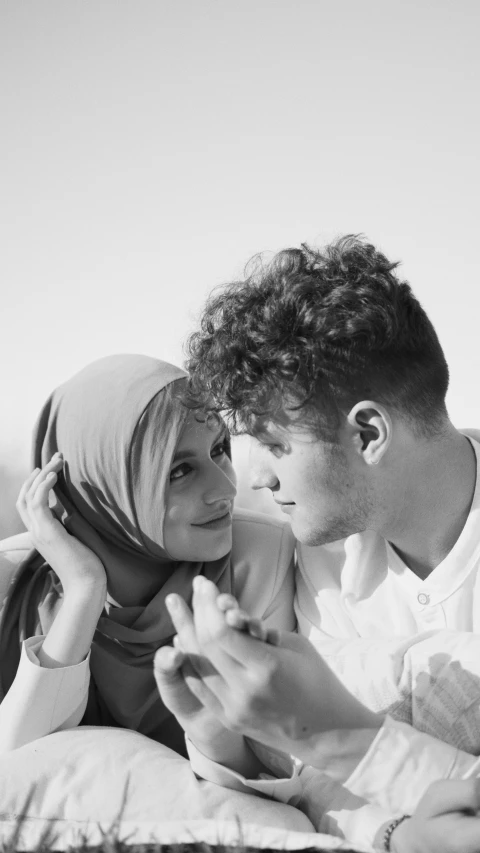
[224, 609, 270, 642]
[154, 645, 185, 678]
[182, 659, 225, 717]
[166, 594, 199, 653]
[17, 456, 65, 538]
[33, 471, 57, 507]
[216, 593, 241, 612]
[224, 608, 249, 630]
[17, 467, 40, 506]
[166, 593, 221, 684]
[264, 628, 281, 646]
[29, 454, 63, 499]
[192, 576, 262, 671]
[18, 455, 63, 513]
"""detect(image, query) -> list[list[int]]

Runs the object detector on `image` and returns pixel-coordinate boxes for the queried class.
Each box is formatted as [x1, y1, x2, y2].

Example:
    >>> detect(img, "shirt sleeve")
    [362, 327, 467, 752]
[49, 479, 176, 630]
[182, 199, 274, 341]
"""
[186, 734, 393, 849]
[299, 717, 480, 847]
[344, 715, 480, 816]
[0, 635, 90, 753]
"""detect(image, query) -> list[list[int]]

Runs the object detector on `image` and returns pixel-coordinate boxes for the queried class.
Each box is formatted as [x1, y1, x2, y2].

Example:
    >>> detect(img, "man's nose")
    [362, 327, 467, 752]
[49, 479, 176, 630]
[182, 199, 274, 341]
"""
[248, 444, 279, 492]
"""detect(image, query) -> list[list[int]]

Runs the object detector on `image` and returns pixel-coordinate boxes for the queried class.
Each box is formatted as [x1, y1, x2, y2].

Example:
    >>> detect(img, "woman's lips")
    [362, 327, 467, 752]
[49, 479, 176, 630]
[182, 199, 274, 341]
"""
[192, 511, 232, 530]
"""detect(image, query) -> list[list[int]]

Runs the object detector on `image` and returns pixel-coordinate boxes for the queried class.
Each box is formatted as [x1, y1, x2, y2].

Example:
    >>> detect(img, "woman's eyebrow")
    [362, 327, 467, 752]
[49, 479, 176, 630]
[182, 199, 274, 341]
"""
[171, 449, 195, 463]
[172, 426, 227, 464]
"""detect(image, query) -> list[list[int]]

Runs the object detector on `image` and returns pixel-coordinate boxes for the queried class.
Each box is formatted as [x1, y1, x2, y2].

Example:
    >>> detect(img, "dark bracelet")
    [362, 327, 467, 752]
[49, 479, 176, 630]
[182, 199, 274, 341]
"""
[383, 814, 410, 851]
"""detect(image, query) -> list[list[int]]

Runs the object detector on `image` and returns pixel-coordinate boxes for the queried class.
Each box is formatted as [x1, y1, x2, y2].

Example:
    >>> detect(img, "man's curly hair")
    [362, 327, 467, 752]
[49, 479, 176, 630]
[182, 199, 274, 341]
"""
[185, 235, 449, 438]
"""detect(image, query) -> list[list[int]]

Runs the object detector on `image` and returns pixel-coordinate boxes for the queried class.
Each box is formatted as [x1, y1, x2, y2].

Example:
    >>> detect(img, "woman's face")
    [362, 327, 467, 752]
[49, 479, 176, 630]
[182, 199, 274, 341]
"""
[164, 412, 237, 561]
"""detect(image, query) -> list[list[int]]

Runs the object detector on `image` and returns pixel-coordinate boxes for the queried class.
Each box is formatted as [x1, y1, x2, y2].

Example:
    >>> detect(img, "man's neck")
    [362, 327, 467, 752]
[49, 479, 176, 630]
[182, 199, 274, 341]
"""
[379, 430, 477, 581]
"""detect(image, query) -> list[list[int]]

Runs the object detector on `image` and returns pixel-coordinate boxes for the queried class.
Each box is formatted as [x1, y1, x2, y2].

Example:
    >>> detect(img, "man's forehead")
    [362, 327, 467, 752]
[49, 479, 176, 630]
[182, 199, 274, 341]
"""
[248, 409, 318, 440]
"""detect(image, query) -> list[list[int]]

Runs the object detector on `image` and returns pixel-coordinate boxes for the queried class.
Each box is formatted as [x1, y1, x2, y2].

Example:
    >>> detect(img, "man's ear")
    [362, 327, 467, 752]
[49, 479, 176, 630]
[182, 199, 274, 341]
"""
[346, 401, 392, 465]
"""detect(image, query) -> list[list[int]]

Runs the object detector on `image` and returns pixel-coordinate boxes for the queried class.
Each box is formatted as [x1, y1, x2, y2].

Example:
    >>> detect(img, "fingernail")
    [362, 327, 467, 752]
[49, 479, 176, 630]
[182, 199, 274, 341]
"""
[193, 575, 207, 592]
[165, 594, 178, 611]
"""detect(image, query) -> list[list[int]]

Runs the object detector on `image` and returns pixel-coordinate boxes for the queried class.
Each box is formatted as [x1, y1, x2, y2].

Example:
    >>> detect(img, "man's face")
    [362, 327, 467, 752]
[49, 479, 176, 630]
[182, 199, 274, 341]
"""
[248, 415, 372, 546]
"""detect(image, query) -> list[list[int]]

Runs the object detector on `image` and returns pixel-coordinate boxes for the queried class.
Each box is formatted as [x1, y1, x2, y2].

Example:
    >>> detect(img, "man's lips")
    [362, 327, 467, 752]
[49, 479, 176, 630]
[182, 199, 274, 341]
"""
[273, 500, 295, 514]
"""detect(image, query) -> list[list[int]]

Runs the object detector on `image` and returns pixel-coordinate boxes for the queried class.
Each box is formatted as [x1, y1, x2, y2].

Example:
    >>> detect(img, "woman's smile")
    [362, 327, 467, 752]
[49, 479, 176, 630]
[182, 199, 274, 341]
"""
[191, 508, 233, 530]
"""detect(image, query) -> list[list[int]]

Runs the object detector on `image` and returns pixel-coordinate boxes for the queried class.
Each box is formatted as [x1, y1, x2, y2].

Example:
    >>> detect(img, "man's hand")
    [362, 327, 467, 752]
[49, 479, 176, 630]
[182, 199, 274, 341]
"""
[180, 575, 381, 764]
[388, 779, 480, 853]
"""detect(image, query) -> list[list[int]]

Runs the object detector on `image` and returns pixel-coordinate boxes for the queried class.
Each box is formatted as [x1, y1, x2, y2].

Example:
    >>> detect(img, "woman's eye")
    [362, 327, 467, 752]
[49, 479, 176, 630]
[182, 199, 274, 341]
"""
[169, 463, 192, 482]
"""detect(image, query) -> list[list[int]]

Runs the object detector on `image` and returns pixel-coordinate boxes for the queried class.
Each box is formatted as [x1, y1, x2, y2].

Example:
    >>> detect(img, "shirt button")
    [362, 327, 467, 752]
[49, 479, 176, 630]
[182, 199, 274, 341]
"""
[417, 592, 430, 605]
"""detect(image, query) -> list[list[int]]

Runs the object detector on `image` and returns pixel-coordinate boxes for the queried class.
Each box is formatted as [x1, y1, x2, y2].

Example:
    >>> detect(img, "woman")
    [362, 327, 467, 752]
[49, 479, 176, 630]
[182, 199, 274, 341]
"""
[0, 353, 295, 755]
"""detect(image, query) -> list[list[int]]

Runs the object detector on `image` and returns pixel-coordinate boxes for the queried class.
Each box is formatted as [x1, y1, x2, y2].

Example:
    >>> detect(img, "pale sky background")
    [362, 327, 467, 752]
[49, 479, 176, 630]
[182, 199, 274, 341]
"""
[1, 0, 479, 529]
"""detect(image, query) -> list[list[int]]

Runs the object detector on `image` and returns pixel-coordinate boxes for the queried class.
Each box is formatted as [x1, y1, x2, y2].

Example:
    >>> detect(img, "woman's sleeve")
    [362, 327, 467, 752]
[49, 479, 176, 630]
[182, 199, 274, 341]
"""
[186, 733, 393, 849]
[0, 635, 90, 753]
[259, 522, 296, 631]
[231, 510, 296, 632]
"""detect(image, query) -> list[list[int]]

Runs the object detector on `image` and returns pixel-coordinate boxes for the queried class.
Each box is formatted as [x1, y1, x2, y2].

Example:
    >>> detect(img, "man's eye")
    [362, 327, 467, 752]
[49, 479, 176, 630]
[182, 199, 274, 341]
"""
[211, 438, 229, 458]
[266, 443, 284, 457]
[169, 463, 192, 482]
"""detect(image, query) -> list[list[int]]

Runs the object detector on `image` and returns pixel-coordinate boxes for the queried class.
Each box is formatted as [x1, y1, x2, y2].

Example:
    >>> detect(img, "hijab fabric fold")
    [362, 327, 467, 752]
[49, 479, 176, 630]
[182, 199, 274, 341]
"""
[0, 355, 232, 748]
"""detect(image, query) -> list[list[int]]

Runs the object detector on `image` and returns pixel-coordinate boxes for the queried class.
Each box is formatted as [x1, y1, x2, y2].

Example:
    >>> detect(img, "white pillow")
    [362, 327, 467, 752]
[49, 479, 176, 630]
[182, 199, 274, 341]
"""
[0, 726, 322, 849]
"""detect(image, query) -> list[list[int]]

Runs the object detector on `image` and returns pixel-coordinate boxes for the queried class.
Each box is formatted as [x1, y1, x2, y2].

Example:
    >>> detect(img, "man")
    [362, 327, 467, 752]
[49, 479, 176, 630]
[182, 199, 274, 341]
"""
[155, 236, 480, 851]
[184, 234, 480, 742]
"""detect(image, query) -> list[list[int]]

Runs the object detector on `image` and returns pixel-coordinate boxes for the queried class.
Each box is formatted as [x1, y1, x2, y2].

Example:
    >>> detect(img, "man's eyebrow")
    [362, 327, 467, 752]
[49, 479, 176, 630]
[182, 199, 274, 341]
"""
[251, 423, 278, 440]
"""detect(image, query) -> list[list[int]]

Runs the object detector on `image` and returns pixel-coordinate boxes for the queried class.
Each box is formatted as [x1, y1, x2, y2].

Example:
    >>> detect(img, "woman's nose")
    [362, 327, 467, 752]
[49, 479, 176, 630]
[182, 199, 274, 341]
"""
[204, 463, 237, 504]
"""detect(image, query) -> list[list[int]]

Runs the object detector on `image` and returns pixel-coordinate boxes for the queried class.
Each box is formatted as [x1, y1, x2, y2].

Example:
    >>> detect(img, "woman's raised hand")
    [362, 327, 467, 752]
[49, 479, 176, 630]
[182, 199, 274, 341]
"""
[16, 454, 106, 596]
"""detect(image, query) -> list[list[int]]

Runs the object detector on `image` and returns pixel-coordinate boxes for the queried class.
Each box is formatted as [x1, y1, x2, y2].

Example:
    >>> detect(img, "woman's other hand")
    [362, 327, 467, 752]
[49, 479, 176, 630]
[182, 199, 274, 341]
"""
[154, 592, 263, 778]
[16, 454, 106, 596]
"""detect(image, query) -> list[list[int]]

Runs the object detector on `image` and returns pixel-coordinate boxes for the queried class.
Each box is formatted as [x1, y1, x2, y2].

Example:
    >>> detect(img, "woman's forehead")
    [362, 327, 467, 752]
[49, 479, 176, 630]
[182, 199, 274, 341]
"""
[175, 412, 225, 453]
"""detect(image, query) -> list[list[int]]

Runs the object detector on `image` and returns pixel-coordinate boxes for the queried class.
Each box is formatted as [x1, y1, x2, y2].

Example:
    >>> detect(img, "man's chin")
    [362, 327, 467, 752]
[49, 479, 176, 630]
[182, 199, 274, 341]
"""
[291, 520, 352, 547]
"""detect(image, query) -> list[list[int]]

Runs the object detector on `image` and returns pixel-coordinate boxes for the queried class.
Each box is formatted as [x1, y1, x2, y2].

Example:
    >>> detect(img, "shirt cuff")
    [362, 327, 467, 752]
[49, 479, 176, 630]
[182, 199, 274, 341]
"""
[0, 637, 91, 753]
[23, 635, 91, 668]
[186, 737, 302, 804]
[276, 760, 390, 847]
[344, 715, 479, 816]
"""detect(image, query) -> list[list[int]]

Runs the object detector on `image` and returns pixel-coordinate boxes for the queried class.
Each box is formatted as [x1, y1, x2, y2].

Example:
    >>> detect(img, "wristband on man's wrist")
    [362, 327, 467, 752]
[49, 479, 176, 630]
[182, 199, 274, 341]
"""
[383, 814, 410, 851]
